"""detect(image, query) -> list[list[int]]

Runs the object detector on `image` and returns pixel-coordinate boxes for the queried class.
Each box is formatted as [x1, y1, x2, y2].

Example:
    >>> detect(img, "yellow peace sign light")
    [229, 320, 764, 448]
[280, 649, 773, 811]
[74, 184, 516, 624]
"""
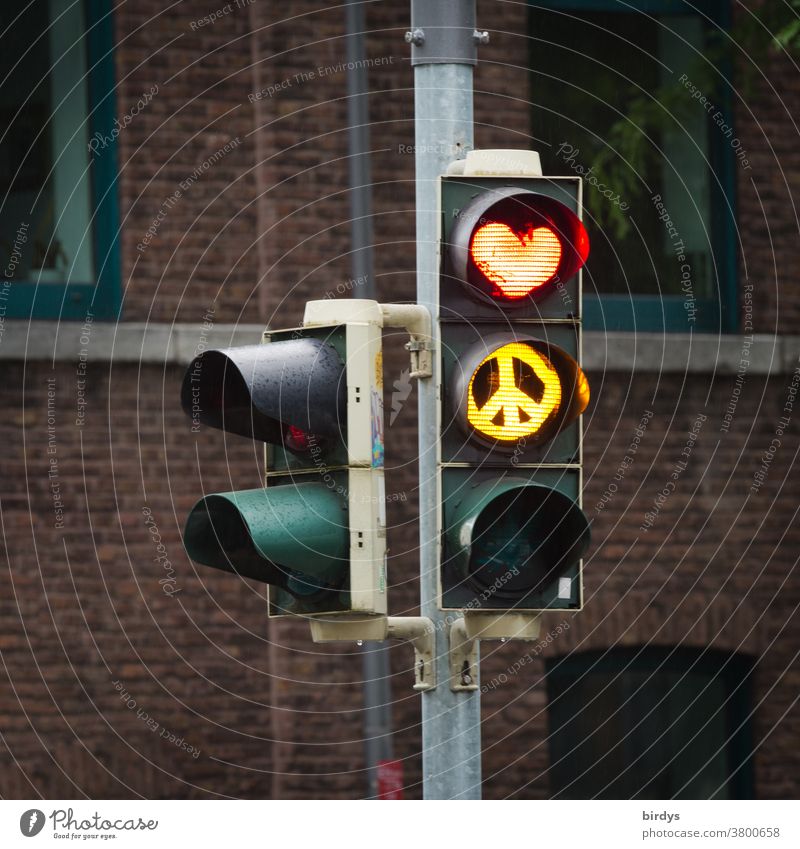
[467, 342, 562, 441]
[452, 334, 590, 450]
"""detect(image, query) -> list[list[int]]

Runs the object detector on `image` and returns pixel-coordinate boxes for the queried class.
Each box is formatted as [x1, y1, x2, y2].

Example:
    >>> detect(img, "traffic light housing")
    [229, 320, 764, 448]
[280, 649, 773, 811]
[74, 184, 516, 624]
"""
[181, 305, 387, 619]
[438, 152, 591, 614]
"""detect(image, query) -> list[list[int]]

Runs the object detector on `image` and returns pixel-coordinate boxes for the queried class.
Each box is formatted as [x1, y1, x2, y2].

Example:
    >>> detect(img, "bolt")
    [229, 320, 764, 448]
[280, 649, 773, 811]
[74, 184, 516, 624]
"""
[405, 28, 425, 47]
[473, 29, 490, 46]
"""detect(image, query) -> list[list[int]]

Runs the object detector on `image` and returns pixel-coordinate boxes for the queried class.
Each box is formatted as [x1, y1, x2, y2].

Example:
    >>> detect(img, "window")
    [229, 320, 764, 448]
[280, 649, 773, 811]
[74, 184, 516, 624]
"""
[0, 0, 119, 321]
[546, 647, 755, 799]
[530, 0, 737, 332]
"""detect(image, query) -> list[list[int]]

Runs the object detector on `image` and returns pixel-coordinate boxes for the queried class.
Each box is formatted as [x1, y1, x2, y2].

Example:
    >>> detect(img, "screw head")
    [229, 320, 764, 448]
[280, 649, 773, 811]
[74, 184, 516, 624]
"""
[405, 28, 425, 47]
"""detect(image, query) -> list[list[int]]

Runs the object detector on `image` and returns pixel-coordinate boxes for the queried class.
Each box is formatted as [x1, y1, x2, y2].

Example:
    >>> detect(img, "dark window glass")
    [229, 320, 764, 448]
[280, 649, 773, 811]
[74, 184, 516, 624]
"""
[530, 3, 734, 331]
[0, 0, 94, 287]
[546, 648, 755, 799]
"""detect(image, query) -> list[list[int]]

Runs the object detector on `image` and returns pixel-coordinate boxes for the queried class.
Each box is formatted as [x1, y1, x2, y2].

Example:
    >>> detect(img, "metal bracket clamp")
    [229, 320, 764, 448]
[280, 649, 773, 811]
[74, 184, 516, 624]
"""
[408, 0, 480, 66]
[449, 618, 479, 692]
[302, 299, 434, 380]
[404, 339, 434, 381]
[307, 615, 436, 691]
[449, 612, 543, 692]
[380, 303, 434, 380]
[387, 616, 436, 691]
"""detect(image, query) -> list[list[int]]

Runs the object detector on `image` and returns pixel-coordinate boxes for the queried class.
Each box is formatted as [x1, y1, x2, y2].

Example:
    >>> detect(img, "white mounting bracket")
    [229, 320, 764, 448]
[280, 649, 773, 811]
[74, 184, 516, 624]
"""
[308, 614, 436, 691]
[449, 612, 542, 692]
[303, 299, 433, 380]
[387, 616, 436, 691]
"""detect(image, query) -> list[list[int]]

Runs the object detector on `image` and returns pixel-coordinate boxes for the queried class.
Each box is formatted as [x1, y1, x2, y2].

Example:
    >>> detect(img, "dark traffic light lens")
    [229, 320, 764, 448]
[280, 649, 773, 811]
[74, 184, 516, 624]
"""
[466, 486, 590, 600]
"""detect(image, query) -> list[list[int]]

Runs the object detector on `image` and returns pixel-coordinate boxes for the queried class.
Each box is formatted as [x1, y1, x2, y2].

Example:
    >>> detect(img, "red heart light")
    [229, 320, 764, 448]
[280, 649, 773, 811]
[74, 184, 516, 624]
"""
[470, 222, 562, 299]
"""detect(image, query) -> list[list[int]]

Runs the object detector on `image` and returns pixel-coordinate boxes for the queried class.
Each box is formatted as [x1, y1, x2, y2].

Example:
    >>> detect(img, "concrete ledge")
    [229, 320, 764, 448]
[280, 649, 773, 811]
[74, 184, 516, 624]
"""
[0, 321, 266, 365]
[582, 332, 800, 375]
[1, 321, 799, 374]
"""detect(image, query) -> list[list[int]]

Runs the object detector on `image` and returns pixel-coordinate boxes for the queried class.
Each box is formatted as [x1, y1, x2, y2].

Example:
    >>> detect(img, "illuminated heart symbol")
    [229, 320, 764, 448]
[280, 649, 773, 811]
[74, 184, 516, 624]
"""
[471, 222, 562, 298]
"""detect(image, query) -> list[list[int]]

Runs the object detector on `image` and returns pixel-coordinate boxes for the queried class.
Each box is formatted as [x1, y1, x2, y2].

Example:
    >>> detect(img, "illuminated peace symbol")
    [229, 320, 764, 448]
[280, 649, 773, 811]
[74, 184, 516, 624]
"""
[466, 342, 562, 442]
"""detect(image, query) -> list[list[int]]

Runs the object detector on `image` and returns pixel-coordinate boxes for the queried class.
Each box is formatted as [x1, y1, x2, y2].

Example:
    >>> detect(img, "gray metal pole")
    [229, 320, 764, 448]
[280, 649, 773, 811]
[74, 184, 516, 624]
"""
[411, 0, 482, 800]
[346, 0, 375, 300]
[345, 0, 394, 798]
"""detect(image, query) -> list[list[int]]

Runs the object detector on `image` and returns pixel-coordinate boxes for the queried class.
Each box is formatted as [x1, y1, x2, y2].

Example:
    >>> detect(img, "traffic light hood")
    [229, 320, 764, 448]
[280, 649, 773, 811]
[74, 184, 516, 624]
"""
[183, 483, 349, 600]
[180, 338, 346, 449]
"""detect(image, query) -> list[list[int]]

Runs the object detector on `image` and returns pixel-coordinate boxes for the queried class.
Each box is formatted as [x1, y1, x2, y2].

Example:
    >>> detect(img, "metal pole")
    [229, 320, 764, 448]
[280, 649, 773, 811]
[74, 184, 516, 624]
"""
[410, 0, 482, 800]
[346, 0, 375, 300]
[345, 0, 393, 797]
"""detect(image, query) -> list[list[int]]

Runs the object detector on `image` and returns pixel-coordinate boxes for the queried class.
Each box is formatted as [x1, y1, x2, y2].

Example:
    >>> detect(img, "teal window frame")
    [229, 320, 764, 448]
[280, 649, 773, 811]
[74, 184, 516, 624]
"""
[4, 0, 120, 321]
[530, 0, 738, 333]
[545, 646, 755, 799]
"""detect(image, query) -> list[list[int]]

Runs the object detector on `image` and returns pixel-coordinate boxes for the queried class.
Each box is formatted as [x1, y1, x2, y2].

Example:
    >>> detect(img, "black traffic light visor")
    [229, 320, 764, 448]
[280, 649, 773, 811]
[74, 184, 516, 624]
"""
[180, 338, 346, 446]
[183, 483, 349, 598]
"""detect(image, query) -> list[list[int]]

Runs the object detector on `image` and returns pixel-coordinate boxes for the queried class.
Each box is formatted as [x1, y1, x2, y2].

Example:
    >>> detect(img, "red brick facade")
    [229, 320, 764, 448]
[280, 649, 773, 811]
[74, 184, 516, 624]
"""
[1, 1, 798, 799]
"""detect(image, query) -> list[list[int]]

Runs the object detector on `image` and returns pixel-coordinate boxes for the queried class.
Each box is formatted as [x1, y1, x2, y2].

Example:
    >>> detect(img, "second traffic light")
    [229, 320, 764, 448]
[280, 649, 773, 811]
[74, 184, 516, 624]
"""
[181, 305, 386, 619]
[439, 151, 591, 615]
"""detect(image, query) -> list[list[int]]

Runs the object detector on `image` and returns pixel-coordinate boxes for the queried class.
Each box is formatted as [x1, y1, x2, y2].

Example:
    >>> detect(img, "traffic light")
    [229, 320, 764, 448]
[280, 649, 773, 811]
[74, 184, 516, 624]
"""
[439, 151, 591, 615]
[181, 302, 387, 620]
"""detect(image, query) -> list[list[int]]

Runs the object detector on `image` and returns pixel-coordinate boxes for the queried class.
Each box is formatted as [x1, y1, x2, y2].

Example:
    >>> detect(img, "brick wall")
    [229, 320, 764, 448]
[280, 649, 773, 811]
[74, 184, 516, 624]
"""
[1, 0, 798, 800]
